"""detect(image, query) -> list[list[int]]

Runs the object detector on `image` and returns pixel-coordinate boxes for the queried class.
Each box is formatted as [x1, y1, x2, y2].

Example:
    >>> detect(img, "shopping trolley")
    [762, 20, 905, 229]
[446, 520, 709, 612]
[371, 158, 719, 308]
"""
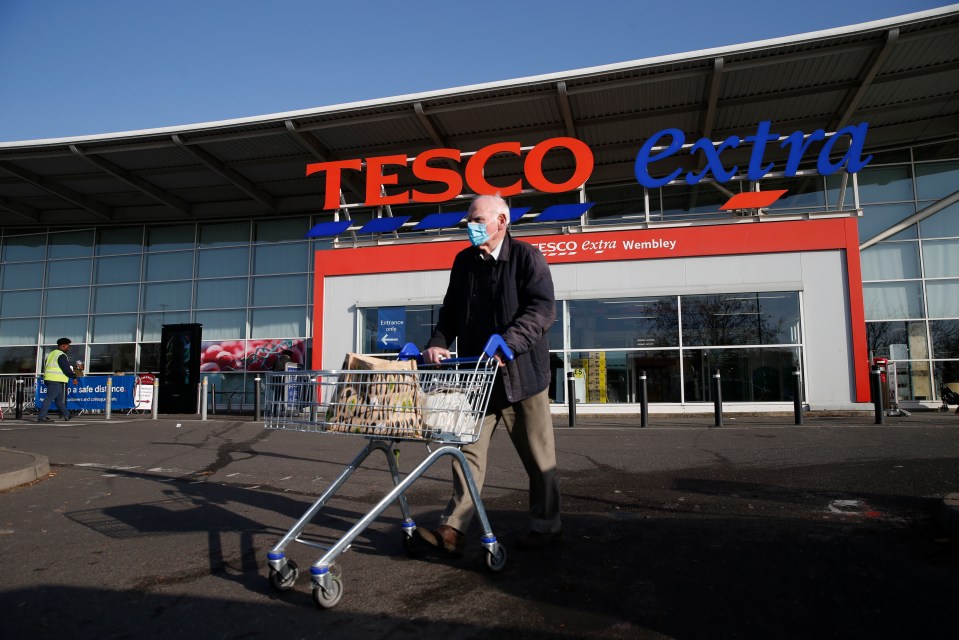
[263, 334, 513, 610]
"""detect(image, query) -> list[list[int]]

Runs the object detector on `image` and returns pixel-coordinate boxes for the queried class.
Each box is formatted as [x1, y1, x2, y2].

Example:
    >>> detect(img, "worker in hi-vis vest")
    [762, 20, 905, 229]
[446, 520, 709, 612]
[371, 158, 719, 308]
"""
[38, 337, 84, 422]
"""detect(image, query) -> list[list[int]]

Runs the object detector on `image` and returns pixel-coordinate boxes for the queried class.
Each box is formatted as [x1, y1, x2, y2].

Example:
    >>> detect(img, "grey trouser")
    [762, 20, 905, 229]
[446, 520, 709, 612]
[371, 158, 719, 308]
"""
[440, 387, 561, 534]
[38, 381, 69, 419]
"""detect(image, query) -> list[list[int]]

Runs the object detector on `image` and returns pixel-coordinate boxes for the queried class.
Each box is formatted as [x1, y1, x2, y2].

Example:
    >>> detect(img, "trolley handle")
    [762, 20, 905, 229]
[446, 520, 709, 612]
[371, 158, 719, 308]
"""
[398, 334, 514, 364]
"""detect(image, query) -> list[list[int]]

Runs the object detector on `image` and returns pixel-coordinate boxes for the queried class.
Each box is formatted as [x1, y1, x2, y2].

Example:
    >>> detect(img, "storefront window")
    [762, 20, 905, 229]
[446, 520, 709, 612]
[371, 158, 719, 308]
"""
[145, 251, 194, 281]
[0, 346, 37, 373]
[862, 281, 924, 320]
[1, 261, 44, 290]
[95, 255, 142, 284]
[918, 201, 959, 239]
[628, 350, 682, 402]
[94, 285, 138, 313]
[858, 203, 917, 242]
[0, 318, 39, 346]
[585, 183, 645, 222]
[199, 221, 249, 247]
[681, 292, 800, 346]
[48, 230, 94, 259]
[252, 275, 306, 307]
[2, 234, 46, 262]
[43, 315, 87, 342]
[197, 247, 250, 278]
[682, 347, 801, 402]
[568, 351, 625, 403]
[88, 343, 136, 373]
[46, 259, 91, 287]
[926, 280, 959, 319]
[255, 217, 311, 243]
[922, 239, 959, 278]
[893, 360, 934, 402]
[861, 242, 920, 280]
[44, 287, 89, 316]
[547, 303, 563, 351]
[251, 307, 305, 339]
[147, 225, 195, 252]
[139, 343, 160, 372]
[196, 309, 247, 340]
[569, 297, 678, 348]
[143, 282, 192, 311]
[0, 290, 41, 317]
[929, 320, 959, 359]
[856, 165, 913, 203]
[253, 243, 309, 275]
[196, 278, 248, 309]
[92, 314, 137, 342]
[915, 161, 959, 200]
[866, 321, 929, 361]
[96, 226, 143, 256]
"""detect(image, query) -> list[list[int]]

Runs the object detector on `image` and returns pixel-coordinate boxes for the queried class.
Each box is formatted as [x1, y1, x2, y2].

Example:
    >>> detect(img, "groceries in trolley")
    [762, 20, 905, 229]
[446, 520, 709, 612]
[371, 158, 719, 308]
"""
[264, 335, 514, 443]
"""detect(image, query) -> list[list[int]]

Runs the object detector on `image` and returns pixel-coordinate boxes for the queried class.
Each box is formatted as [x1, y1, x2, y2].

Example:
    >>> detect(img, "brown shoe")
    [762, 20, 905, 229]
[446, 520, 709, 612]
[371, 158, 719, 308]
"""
[516, 530, 562, 550]
[415, 525, 465, 556]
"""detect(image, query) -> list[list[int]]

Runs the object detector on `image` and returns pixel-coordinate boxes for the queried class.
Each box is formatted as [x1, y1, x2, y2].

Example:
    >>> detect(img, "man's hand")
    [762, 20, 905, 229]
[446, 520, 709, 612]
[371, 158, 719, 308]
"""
[423, 346, 451, 364]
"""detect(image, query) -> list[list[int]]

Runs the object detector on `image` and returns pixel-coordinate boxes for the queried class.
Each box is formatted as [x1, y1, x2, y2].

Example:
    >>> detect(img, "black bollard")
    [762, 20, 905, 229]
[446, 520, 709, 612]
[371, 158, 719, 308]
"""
[15, 377, 24, 420]
[870, 365, 885, 425]
[639, 370, 649, 428]
[792, 366, 803, 425]
[254, 377, 262, 422]
[567, 371, 576, 428]
[713, 369, 723, 427]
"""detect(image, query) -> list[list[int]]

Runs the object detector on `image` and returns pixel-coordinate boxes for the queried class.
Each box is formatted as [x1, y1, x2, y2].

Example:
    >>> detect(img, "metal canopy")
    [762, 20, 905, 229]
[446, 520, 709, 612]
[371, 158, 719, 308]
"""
[1, 6, 958, 231]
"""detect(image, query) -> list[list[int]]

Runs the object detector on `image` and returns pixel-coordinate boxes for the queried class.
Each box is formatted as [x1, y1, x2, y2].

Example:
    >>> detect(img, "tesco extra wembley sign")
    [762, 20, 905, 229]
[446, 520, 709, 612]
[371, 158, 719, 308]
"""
[306, 121, 872, 210]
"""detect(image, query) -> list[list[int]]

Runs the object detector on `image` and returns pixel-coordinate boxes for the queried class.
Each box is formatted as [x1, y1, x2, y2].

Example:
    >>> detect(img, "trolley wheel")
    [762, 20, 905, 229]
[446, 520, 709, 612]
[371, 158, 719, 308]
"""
[939, 405, 950, 412]
[403, 532, 423, 557]
[312, 573, 344, 609]
[268, 559, 298, 592]
[485, 544, 507, 572]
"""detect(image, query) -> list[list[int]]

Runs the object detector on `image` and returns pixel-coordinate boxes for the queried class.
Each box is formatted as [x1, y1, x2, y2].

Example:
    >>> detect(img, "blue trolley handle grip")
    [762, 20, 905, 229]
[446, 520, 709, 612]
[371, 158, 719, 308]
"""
[396, 334, 515, 364]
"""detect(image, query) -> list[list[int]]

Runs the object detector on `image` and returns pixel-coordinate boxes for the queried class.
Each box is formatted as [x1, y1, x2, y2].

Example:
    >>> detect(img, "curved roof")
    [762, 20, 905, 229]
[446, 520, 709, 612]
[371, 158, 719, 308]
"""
[1, 5, 958, 229]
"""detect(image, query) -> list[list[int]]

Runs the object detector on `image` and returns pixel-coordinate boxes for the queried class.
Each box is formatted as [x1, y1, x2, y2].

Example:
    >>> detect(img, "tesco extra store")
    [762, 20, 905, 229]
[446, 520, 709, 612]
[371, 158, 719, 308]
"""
[1, 6, 958, 414]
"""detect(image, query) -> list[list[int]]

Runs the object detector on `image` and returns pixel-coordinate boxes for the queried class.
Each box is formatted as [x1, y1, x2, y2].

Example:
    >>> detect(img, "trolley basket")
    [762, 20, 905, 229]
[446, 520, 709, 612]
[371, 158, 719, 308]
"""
[263, 334, 513, 610]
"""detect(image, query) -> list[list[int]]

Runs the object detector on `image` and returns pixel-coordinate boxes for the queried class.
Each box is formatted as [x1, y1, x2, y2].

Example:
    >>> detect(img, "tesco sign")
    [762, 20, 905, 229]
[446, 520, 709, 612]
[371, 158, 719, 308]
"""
[307, 137, 593, 210]
[306, 122, 871, 209]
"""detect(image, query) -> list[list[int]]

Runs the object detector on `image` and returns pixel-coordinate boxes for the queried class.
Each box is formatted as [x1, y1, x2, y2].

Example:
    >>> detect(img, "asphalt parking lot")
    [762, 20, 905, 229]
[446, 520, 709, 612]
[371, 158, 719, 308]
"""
[1, 411, 958, 639]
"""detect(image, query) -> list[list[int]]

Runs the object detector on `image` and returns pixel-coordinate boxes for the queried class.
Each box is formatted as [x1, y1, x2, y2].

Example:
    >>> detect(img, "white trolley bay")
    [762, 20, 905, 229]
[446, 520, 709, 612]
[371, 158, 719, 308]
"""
[263, 335, 513, 610]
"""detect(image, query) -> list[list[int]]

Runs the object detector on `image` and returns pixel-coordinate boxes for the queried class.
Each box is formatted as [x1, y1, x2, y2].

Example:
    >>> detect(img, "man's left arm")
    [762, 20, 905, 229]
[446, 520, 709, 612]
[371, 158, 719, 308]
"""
[57, 353, 79, 379]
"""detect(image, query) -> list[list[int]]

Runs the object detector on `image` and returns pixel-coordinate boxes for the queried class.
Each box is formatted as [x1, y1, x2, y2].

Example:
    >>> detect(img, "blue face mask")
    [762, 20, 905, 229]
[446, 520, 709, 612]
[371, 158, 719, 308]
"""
[467, 222, 490, 247]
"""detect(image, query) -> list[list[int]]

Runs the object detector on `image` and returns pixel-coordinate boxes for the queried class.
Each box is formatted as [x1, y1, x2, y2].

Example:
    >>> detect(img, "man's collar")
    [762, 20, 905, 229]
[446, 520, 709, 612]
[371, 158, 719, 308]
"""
[478, 232, 509, 261]
[485, 239, 504, 261]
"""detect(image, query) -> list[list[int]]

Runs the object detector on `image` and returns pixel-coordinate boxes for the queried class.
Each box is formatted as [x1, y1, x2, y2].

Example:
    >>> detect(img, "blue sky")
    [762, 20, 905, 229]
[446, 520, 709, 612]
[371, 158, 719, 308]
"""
[0, 0, 950, 142]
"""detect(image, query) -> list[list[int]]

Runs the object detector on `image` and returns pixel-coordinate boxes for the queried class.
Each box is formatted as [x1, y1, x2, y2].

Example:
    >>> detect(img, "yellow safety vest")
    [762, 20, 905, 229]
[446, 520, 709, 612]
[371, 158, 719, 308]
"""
[44, 349, 69, 383]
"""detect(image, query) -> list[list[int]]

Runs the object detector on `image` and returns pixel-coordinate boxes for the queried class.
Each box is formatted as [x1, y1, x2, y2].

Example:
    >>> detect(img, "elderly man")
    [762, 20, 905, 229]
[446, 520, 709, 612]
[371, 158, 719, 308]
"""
[38, 337, 83, 422]
[417, 195, 562, 554]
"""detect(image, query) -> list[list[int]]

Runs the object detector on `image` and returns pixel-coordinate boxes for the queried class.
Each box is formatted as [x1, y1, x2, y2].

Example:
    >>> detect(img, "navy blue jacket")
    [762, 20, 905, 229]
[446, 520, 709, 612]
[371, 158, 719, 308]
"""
[427, 233, 556, 403]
